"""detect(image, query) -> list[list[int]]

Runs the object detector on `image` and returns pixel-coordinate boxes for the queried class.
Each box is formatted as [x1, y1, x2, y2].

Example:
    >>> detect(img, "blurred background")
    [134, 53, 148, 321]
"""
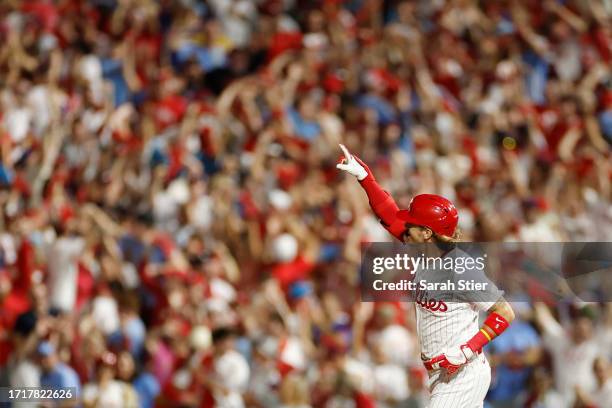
[0, 0, 611, 407]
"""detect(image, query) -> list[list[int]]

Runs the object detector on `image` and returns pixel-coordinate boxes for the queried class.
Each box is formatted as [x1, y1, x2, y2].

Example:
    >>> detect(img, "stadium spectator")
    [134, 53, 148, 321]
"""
[523, 367, 566, 408]
[82, 351, 138, 408]
[38, 341, 81, 406]
[486, 314, 543, 407]
[572, 356, 612, 408]
[534, 302, 602, 404]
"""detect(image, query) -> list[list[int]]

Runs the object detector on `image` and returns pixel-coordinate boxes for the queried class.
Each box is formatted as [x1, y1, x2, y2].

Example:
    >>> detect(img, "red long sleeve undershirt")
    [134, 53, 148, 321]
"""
[358, 175, 406, 241]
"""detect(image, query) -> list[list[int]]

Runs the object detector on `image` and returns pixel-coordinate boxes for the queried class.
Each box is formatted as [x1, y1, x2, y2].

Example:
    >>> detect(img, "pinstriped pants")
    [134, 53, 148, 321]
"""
[427, 353, 491, 408]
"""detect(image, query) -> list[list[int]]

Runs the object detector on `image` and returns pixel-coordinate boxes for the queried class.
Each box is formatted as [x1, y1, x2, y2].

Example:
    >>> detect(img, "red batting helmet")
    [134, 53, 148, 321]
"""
[397, 194, 458, 237]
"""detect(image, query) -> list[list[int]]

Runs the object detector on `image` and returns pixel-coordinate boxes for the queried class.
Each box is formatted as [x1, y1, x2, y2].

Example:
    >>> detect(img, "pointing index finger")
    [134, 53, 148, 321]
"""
[339, 144, 352, 161]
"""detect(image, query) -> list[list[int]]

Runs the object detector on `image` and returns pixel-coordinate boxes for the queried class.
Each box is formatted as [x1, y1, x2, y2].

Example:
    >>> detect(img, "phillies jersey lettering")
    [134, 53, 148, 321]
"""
[415, 287, 448, 312]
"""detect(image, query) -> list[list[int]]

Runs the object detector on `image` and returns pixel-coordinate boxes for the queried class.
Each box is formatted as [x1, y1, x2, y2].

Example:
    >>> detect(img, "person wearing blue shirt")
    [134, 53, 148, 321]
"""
[132, 358, 160, 408]
[486, 318, 542, 407]
[38, 341, 81, 407]
[287, 107, 321, 141]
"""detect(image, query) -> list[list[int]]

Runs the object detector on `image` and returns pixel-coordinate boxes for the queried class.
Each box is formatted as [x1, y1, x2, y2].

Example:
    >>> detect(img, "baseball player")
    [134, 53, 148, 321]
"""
[337, 144, 515, 408]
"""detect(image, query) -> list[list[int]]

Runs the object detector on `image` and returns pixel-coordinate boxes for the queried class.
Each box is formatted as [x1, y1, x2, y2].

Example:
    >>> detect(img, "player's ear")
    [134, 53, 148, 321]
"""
[423, 227, 433, 241]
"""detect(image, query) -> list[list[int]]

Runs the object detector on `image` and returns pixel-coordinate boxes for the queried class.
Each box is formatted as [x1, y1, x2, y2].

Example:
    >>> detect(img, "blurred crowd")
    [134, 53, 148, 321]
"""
[0, 0, 611, 407]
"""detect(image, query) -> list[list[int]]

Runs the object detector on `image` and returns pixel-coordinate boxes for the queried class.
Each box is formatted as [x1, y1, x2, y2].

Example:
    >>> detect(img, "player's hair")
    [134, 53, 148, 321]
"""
[433, 227, 462, 243]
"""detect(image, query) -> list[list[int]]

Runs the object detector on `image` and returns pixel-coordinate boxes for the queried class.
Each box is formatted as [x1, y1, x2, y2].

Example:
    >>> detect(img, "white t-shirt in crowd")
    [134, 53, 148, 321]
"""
[4, 107, 31, 142]
[47, 236, 85, 313]
[9, 359, 40, 388]
[83, 380, 125, 407]
[592, 378, 612, 408]
[373, 363, 409, 402]
[375, 324, 415, 367]
[92, 295, 120, 335]
[214, 349, 250, 408]
[9, 360, 42, 408]
[542, 327, 599, 402]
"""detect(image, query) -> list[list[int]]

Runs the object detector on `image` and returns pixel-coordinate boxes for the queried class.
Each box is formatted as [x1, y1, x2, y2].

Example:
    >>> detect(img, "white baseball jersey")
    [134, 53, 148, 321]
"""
[413, 246, 503, 358]
[416, 294, 491, 360]
[412, 246, 503, 408]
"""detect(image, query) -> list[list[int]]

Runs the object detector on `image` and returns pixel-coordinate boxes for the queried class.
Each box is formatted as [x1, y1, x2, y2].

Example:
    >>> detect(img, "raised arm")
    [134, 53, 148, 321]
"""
[533, 301, 564, 340]
[336, 144, 406, 240]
